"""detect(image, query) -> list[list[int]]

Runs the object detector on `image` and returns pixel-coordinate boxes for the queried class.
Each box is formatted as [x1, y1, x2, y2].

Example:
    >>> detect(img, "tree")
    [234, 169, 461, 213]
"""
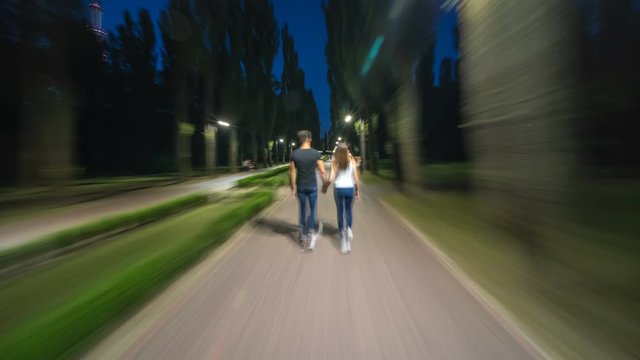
[280, 25, 320, 147]
[1, 0, 88, 185]
[458, 0, 579, 258]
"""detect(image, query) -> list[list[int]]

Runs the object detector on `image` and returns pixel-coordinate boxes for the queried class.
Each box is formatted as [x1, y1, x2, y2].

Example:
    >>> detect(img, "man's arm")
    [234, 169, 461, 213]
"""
[316, 159, 327, 185]
[289, 160, 297, 195]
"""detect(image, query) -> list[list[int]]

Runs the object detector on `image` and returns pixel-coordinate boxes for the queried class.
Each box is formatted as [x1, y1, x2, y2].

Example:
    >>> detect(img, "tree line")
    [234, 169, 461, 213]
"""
[323, 0, 640, 182]
[0, 0, 321, 185]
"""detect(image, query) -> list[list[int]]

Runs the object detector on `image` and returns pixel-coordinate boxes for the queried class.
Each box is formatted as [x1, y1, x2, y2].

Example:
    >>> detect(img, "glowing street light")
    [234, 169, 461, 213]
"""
[291, 142, 296, 146]
[345, 115, 352, 123]
[217, 120, 230, 127]
[337, 137, 342, 141]
[335, 141, 339, 145]
[279, 138, 284, 143]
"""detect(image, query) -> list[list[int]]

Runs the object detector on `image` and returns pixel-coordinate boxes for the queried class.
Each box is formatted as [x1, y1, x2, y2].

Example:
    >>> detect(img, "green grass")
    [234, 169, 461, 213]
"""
[418, 162, 470, 189]
[385, 183, 640, 359]
[372, 160, 470, 189]
[0, 193, 210, 270]
[0, 189, 275, 359]
[236, 166, 288, 188]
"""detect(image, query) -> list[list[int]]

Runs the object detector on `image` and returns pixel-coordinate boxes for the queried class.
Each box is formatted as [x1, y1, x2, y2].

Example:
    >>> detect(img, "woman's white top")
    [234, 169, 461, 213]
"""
[333, 160, 355, 188]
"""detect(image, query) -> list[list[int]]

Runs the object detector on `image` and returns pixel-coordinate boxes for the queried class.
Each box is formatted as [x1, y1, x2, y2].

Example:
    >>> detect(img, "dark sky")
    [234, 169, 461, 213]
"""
[101, 0, 458, 135]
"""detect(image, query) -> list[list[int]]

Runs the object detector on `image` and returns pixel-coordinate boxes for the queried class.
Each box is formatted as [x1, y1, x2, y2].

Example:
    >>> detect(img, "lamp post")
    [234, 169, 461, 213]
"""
[344, 114, 366, 173]
[279, 139, 285, 163]
[289, 142, 295, 161]
[274, 140, 279, 164]
[358, 119, 366, 173]
[217, 120, 237, 173]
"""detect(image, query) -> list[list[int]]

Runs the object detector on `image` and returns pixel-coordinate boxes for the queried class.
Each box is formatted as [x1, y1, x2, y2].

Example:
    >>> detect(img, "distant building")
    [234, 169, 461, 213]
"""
[89, 1, 107, 42]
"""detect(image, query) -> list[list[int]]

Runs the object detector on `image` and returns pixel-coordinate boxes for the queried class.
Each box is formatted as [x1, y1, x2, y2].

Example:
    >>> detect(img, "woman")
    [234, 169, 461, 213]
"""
[323, 143, 360, 254]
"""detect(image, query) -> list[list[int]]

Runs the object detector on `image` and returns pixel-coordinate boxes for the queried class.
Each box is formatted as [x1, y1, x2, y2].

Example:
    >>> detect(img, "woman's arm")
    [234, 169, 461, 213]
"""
[352, 157, 360, 198]
[323, 161, 336, 193]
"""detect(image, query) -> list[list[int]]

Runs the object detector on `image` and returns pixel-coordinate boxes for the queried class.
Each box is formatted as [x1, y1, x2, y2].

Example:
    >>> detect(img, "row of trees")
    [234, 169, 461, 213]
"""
[0, 0, 321, 184]
[323, 0, 463, 183]
[324, 0, 640, 181]
[324, 0, 640, 257]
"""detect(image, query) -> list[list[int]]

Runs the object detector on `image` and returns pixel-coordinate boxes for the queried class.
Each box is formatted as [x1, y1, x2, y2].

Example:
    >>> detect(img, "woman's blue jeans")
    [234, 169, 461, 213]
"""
[334, 187, 354, 231]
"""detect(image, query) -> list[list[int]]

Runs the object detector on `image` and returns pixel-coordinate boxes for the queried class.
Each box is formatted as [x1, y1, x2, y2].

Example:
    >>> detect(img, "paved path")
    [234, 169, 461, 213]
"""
[85, 180, 540, 360]
[0, 169, 277, 250]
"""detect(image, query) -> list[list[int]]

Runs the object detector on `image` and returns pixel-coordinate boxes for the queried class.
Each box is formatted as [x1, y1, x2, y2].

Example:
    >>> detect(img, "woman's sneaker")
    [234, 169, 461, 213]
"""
[340, 230, 348, 254]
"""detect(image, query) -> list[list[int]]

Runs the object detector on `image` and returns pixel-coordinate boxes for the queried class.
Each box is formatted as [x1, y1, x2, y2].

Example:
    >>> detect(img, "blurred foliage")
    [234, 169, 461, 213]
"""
[236, 166, 288, 188]
[0, 189, 274, 359]
[0, 193, 209, 269]
[0, 0, 320, 184]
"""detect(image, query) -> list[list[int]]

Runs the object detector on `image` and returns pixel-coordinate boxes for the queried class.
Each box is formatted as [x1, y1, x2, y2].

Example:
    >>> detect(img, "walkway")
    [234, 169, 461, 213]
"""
[85, 180, 539, 360]
[0, 169, 277, 250]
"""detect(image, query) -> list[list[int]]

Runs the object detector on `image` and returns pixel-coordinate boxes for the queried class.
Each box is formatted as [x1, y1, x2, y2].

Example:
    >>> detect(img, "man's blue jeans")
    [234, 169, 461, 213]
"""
[297, 187, 318, 235]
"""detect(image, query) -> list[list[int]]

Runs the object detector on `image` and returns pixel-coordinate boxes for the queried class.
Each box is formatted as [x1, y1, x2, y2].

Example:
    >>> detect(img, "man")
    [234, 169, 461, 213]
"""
[290, 130, 327, 250]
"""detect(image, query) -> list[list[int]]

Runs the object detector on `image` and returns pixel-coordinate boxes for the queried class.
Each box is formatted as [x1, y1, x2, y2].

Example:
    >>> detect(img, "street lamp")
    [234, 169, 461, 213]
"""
[279, 139, 286, 162]
[345, 115, 352, 123]
[289, 142, 295, 161]
[214, 120, 237, 172]
[337, 137, 342, 141]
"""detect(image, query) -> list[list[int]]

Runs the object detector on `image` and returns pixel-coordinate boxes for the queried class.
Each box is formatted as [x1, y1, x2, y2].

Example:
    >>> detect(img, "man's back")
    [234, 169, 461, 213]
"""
[292, 148, 320, 188]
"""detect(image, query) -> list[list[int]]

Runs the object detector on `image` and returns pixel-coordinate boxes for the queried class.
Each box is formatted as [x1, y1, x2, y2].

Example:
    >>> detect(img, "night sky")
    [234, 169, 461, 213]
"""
[101, 0, 458, 135]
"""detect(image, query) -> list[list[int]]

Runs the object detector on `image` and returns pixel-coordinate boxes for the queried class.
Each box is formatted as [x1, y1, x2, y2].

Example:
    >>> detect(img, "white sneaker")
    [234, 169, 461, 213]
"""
[340, 231, 348, 254]
[309, 232, 317, 250]
[308, 222, 322, 251]
[347, 227, 353, 242]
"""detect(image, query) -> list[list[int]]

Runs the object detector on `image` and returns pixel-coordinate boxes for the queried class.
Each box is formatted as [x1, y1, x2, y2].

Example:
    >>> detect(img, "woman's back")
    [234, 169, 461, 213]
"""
[333, 158, 354, 188]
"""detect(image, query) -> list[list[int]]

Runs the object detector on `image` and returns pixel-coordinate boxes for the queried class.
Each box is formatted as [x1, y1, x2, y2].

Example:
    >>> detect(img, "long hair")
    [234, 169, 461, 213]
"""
[333, 143, 350, 171]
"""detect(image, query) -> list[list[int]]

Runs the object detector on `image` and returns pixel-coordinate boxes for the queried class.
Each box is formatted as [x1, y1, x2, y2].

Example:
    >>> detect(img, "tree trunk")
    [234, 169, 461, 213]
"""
[174, 74, 192, 178]
[229, 127, 238, 172]
[459, 0, 578, 258]
[395, 61, 422, 185]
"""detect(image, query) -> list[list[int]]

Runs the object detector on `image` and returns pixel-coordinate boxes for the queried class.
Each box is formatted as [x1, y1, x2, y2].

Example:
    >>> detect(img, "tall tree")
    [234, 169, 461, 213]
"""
[459, 0, 579, 258]
[242, 0, 279, 165]
[280, 25, 320, 146]
[1, 0, 87, 184]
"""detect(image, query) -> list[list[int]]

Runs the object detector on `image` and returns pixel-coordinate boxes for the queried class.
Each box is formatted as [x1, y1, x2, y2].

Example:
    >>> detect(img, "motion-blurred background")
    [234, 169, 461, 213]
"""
[0, 0, 639, 359]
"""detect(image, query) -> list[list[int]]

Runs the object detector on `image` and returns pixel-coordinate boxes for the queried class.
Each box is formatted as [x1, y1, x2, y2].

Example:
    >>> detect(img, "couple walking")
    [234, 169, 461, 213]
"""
[289, 130, 360, 254]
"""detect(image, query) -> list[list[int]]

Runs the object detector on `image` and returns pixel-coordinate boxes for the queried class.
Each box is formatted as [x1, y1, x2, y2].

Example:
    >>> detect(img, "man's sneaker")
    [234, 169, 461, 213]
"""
[299, 232, 308, 249]
[308, 221, 322, 251]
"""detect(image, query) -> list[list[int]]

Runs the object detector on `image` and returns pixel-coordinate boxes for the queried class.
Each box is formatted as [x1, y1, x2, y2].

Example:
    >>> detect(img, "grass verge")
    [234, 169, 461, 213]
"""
[236, 166, 288, 188]
[0, 193, 209, 270]
[384, 184, 640, 359]
[0, 189, 275, 359]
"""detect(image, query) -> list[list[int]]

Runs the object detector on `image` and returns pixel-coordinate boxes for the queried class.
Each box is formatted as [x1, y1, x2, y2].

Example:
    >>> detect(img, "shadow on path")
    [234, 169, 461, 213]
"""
[321, 222, 342, 252]
[254, 219, 299, 247]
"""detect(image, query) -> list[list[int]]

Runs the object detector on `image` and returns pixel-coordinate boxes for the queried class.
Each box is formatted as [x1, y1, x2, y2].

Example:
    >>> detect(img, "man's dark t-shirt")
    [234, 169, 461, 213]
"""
[291, 148, 320, 188]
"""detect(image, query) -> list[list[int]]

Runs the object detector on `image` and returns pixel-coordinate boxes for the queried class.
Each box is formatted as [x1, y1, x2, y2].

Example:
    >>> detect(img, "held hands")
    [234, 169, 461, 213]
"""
[321, 180, 330, 194]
